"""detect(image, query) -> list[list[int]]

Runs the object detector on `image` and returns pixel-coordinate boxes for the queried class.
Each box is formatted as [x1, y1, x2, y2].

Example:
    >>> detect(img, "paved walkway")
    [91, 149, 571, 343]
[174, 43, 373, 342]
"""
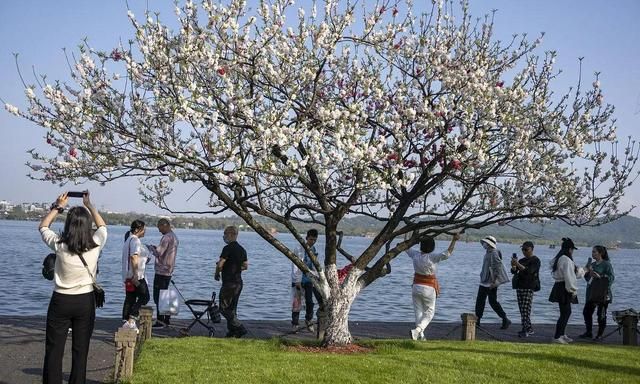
[0, 316, 631, 383]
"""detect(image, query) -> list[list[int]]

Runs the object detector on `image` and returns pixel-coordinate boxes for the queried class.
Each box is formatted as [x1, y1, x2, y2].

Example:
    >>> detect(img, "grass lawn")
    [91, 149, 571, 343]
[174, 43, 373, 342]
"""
[129, 338, 640, 383]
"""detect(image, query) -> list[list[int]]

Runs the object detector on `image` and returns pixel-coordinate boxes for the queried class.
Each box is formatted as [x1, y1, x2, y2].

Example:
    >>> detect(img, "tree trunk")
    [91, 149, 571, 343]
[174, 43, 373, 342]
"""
[320, 266, 361, 346]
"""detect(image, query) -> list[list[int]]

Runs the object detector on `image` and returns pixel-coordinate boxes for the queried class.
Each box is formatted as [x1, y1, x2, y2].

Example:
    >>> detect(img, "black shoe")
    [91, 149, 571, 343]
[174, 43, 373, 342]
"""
[578, 332, 593, 339]
[500, 318, 511, 330]
[235, 328, 248, 338]
[517, 330, 528, 338]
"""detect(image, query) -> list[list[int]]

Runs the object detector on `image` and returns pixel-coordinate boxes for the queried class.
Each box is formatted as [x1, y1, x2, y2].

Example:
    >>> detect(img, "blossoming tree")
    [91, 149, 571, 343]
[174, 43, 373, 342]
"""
[5, 0, 638, 345]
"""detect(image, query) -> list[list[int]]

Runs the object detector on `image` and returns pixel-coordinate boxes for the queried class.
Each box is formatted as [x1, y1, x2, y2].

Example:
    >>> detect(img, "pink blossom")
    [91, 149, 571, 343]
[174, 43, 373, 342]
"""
[217, 67, 226, 76]
[403, 159, 417, 168]
[496, 81, 504, 88]
[110, 49, 123, 61]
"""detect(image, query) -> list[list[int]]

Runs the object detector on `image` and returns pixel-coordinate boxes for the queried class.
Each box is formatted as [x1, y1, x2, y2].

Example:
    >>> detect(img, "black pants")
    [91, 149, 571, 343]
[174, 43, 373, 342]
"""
[219, 281, 245, 334]
[583, 301, 609, 337]
[153, 274, 172, 324]
[475, 285, 507, 321]
[43, 291, 95, 384]
[555, 302, 572, 338]
[122, 278, 149, 320]
[302, 281, 324, 323]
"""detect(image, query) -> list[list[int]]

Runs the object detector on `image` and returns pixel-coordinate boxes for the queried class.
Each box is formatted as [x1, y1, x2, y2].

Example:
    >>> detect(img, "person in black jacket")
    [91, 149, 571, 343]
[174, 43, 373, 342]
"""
[214, 226, 249, 338]
[511, 241, 541, 338]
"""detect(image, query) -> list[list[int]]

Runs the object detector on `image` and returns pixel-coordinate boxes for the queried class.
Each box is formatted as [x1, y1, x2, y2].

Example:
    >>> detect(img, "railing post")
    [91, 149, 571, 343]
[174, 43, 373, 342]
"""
[139, 306, 153, 342]
[621, 315, 638, 346]
[114, 328, 138, 382]
[461, 313, 477, 341]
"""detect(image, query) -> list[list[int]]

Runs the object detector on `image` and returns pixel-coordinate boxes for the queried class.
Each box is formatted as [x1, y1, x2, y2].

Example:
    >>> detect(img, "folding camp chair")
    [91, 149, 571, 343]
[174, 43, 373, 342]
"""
[170, 280, 221, 337]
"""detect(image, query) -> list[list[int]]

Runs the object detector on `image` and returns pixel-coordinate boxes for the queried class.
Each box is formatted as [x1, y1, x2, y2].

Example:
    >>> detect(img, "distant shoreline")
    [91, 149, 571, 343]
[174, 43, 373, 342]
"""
[2, 212, 638, 249]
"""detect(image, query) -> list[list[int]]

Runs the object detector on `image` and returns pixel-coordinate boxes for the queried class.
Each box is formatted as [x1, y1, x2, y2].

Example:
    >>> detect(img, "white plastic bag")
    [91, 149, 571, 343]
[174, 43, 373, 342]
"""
[158, 285, 180, 315]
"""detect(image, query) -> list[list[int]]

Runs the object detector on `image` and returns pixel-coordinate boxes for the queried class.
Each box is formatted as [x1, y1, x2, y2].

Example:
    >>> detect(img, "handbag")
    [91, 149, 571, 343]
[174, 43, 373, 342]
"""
[78, 253, 105, 308]
[533, 276, 541, 292]
[42, 253, 57, 280]
[511, 272, 519, 289]
[588, 276, 609, 304]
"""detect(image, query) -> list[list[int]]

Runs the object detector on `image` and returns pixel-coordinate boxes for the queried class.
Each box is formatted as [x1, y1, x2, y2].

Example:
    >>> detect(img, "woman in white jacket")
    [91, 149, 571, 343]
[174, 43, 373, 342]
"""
[548, 238, 584, 344]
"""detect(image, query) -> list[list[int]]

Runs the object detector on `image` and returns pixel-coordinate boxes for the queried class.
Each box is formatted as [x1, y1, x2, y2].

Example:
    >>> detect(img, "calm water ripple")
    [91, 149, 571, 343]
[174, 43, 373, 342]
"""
[1, 220, 638, 324]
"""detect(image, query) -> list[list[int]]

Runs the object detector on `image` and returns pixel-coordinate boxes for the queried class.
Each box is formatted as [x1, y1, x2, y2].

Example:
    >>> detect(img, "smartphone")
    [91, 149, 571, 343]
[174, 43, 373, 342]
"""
[67, 191, 86, 198]
[512, 253, 518, 259]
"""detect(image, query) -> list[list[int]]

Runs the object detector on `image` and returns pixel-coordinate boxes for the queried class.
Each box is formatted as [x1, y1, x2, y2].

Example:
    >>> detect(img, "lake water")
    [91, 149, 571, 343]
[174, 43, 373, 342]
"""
[1, 220, 638, 324]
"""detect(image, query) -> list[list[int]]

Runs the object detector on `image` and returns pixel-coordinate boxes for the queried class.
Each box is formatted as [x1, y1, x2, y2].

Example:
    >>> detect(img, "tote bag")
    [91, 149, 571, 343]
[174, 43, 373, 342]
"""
[158, 285, 180, 315]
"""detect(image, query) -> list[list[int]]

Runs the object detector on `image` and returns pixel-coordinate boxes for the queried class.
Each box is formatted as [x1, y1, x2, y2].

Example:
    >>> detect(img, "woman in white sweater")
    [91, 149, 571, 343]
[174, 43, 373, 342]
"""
[548, 237, 584, 344]
[39, 191, 107, 383]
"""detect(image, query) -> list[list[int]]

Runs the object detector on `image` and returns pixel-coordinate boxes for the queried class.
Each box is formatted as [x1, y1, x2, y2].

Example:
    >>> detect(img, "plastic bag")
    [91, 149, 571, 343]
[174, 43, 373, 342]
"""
[158, 285, 180, 315]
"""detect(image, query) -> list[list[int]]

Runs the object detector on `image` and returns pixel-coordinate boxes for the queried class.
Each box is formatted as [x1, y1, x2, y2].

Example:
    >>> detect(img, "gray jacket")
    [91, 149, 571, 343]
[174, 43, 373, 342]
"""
[479, 249, 510, 286]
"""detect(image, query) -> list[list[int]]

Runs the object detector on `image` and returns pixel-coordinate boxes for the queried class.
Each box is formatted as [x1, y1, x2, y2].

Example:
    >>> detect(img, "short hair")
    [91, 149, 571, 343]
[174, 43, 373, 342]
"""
[306, 229, 318, 238]
[157, 218, 171, 227]
[420, 236, 435, 253]
[224, 225, 238, 236]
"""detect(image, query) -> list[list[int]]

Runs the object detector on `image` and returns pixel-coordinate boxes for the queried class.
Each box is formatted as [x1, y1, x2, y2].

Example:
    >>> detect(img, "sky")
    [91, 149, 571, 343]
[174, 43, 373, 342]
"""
[1, 1, 639, 215]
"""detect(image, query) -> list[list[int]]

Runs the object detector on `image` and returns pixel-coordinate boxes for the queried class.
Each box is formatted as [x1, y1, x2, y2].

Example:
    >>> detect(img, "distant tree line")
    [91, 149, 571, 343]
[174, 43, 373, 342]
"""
[2, 206, 639, 248]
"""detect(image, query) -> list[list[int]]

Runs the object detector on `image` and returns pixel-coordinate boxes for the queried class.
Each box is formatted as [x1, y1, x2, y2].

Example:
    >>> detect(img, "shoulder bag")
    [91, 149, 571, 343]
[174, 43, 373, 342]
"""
[42, 253, 57, 280]
[588, 276, 609, 304]
[78, 253, 106, 308]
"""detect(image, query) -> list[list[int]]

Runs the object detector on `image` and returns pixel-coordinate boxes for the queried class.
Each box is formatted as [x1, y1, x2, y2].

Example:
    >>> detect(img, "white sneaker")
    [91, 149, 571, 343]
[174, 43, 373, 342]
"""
[410, 328, 420, 341]
[419, 332, 426, 341]
[561, 335, 573, 343]
[552, 337, 568, 344]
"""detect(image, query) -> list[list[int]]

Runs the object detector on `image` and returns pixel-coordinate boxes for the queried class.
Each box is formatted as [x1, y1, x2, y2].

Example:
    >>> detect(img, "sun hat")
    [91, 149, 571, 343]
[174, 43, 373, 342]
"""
[480, 236, 497, 249]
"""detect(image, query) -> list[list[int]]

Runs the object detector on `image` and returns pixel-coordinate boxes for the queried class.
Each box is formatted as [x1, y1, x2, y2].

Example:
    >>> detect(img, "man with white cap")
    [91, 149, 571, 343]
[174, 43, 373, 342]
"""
[475, 235, 511, 329]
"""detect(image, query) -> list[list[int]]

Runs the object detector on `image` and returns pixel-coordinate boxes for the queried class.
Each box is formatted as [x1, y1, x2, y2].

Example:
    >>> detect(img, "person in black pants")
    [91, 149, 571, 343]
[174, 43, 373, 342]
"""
[549, 238, 583, 344]
[475, 236, 511, 329]
[39, 191, 108, 383]
[294, 229, 324, 332]
[121, 220, 150, 327]
[579, 245, 615, 341]
[215, 226, 249, 337]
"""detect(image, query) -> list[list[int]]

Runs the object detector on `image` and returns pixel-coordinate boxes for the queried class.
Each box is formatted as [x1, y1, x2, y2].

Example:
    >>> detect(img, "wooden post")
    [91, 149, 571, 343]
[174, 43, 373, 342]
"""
[621, 315, 638, 346]
[461, 313, 477, 341]
[139, 306, 153, 342]
[114, 329, 138, 382]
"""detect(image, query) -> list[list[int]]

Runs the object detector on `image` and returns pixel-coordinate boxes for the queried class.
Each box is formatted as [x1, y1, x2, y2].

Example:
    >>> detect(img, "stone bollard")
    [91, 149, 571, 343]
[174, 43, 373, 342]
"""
[114, 328, 138, 382]
[621, 315, 638, 346]
[139, 306, 153, 342]
[460, 313, 477, 341]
